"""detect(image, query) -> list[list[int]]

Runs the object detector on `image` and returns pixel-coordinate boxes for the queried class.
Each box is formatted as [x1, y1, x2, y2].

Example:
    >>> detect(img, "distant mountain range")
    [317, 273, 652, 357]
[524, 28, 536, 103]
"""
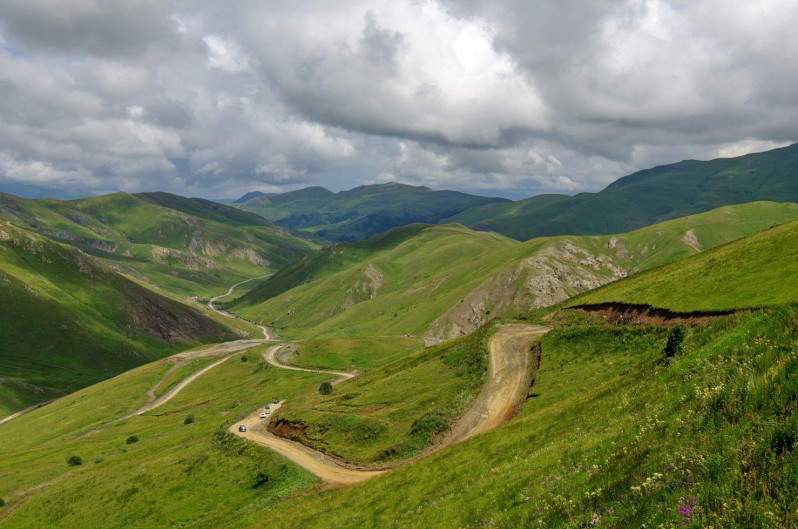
[236, 182, 509, 241]
[235, 142, 798, 241]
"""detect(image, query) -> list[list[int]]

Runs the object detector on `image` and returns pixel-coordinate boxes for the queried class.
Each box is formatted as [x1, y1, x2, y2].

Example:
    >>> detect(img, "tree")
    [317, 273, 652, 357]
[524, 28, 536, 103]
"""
[319, 381, 333, 395]
[67, 455, 82, 466]
[664, 324, 687, 357]
[126, 435, 139, 445]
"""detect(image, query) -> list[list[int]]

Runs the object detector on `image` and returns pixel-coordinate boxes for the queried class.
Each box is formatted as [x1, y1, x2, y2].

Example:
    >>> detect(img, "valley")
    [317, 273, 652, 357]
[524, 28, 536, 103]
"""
[1, 147, 797, 527]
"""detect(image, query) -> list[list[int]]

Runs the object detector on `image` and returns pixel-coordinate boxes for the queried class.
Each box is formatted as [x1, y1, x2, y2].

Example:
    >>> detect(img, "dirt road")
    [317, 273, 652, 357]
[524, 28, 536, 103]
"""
[262, 345, 356, 384]
[233, 323, 549, 484]
[207, 275, 271, 317]
[443, 324, 549, 444]
[229, 403, 383, 485]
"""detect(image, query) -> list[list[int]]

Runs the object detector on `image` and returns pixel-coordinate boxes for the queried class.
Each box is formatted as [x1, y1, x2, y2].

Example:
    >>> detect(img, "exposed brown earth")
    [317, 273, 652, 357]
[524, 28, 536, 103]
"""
[569, 302, 736, 326]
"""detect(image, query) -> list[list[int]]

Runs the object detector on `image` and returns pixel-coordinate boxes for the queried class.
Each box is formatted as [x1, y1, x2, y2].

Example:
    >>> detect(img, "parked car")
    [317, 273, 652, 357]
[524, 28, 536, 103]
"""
[265, 409, 271, 414]
[238, 425, 247, 432]
[259, 412, 267, 419]
[273, 399, 279, 404]
[265, 404, 271, 410]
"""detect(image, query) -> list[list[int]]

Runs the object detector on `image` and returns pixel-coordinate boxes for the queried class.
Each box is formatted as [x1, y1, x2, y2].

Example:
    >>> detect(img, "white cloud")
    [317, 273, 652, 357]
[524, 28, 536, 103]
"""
[0, 0, 796, 200]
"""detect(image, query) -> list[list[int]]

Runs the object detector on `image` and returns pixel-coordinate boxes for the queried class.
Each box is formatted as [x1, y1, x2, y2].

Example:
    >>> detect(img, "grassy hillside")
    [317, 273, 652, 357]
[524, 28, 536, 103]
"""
[0, 344, 323, 528]
[271, 327, 490, 465]
[569, 217, 798, 312]
[0, 222, 250, 416]
[238, 182, 509, 242]
[2, 283, 795, 526]
[231, 202, 798, 340]
[259, 307, 798, 528]
[447, 142, 798, 240]
[0, 191, 319, 298]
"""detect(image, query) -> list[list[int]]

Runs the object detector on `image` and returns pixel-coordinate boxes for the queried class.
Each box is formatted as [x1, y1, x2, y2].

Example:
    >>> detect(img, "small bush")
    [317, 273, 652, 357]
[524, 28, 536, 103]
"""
[67, 455, 82, 466]
[319, 381, 333, 395]
[241, 355, 248, 362]
[184, 414, 195, 425]
[0, 497, 5, 507]
[664, 324, 687, 357]
[126, 435, 139, 445]
[251, 471, 270, 488]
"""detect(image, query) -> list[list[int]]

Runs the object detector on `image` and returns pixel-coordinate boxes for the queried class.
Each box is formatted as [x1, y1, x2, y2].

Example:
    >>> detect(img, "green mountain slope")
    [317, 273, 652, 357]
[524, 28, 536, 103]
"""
[237, 182, 509, 242]
[447, 142, 798, 240]
[569, 216, 798, 311]
[0, 222, 248, 416]
[1, 210, 797, 527]
[231, 202, 798, 340]
[0, 191, 319, 297]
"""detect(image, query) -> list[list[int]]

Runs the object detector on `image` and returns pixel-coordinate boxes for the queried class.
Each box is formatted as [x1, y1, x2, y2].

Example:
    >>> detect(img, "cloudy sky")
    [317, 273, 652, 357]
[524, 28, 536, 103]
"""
[0, 0, 796, 200]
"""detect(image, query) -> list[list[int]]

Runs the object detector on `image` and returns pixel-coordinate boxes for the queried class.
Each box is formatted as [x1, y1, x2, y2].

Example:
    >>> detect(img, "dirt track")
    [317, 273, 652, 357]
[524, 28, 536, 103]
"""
[232, 323, 549, 485]
[263, 345, 356, 384]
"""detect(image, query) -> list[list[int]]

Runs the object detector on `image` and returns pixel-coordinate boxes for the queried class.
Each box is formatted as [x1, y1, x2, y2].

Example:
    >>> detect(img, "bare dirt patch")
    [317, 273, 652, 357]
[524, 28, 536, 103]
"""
[569, 302, 735, 326]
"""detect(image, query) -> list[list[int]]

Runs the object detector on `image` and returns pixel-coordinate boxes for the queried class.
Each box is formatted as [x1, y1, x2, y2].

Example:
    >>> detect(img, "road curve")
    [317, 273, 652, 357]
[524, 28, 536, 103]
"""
[263, 345, 356, 384]
[233, 323, 549, 484]
[229, 403, 383, 485]
[207, 274, 271, 317]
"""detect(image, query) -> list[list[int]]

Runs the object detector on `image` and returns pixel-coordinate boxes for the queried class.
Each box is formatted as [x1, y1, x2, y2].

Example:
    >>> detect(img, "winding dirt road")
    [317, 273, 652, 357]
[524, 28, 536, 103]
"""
[262, 345, 356, 384]
[231, 323, 549, 485]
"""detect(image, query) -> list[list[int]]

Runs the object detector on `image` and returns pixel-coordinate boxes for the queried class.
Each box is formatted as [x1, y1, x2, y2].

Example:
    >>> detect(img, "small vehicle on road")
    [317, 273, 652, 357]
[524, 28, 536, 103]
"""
[273, 399, 279, 404]
[259, 412, 267, 419]
[265, 404, 271, 410]
[238, 425, 247, 432]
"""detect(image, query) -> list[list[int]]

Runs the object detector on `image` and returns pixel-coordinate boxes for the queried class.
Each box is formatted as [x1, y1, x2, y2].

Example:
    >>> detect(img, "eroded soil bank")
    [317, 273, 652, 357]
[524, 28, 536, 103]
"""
[569, 302, 736, 326]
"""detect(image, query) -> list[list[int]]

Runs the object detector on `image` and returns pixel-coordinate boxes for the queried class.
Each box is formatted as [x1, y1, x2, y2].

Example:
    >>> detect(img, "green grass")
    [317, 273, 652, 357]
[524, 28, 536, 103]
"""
[0, 345, 324, 529]
[571, 218, 798, 311]
[271, 327, 490, 465]
[0, 191, 319, 298]
[233, 202, 798, 340]
[252, 307, 798, 528]
[0, 223, 247, 415]
[289, 336, 422, 371]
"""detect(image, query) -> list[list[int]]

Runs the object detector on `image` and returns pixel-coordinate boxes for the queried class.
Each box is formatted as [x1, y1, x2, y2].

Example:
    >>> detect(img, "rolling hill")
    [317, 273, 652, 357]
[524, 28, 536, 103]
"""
[568, 216, 798, 312]
[236, 182, 509, 242]
[0, 221, 252, 416]
[1, 199, 796, 527]
[230, 201, 798, 340]
[446, 142, 798, 240]
[0, 191, 320, 297]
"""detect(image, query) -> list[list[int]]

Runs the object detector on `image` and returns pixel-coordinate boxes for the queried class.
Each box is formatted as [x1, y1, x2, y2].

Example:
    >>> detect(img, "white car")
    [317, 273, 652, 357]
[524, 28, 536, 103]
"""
[259, 412, 267, 419]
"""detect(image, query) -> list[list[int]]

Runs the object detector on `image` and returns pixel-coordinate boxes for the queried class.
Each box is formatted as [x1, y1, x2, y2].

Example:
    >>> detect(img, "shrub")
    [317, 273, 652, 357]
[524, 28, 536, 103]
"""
[241, 355, 248, 362]
[319, 381, 333, 395]
[126, 435, 139, 445]
[410, 408, 452, 437]
[67, 455, 82, 466]
[251, 471, 270, 488]
[664, 324, 687, 357]
[184, 414, 195, 425]
[0, 497, 5, 507]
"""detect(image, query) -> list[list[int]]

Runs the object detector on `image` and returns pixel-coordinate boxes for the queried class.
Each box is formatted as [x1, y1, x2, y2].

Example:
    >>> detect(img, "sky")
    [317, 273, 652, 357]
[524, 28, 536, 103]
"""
[0, 0, 796, 201]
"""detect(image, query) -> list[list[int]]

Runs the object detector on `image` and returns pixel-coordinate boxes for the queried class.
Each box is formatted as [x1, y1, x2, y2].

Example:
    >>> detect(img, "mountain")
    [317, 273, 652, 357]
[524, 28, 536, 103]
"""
[231, 201, 798, 340]
[1, 202, 796, 528]
[0, 222, 249, 416]
[0, 191, 320, 297]
[570, 215, 798, 312]
[446, 142, 798, 239]
[232, 191, 267, 204]
[237, 182, 510, 242]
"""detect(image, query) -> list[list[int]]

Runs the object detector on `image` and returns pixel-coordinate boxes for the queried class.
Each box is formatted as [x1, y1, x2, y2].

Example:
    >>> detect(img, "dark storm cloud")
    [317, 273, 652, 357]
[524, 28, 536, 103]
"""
[0, 0, 178, 59]
[0, 0, 796, 200]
